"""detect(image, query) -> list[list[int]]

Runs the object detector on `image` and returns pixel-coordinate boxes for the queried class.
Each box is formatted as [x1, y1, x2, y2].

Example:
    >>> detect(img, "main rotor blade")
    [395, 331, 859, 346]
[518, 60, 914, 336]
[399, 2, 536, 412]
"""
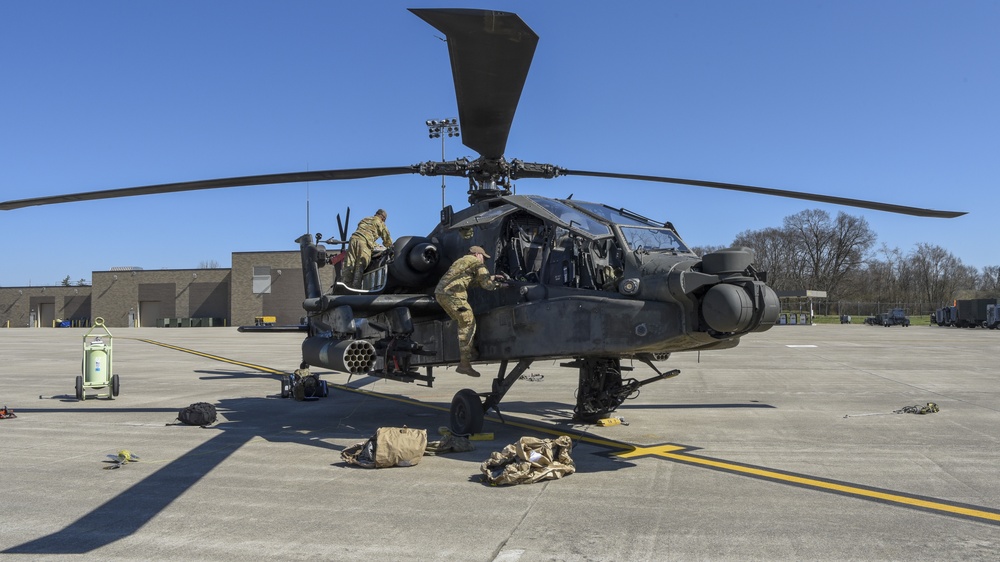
[411, 8, 538, 160]
[0, 167, 417, 211]
[558, 169, 966, 219]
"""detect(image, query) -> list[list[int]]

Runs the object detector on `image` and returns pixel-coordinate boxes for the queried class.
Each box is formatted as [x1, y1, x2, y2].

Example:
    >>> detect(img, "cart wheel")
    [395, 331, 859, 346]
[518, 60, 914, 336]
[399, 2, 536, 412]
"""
[280, 376, 290, 399]
[75, 376, 84, 401]
[111, 374, 120, 398]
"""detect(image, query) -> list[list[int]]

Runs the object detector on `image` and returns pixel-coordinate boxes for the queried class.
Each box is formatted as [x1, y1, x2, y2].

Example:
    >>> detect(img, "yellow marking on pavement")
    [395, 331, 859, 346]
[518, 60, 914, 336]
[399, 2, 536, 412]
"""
[612, 443, 1000, 524]
[134, 339, 288, 375]
[615, 443, 687, 457]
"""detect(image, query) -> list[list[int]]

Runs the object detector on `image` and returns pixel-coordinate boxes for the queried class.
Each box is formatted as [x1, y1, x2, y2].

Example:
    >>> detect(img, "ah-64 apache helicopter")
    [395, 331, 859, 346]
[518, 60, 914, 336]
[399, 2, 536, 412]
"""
[1, 8, 964, 435]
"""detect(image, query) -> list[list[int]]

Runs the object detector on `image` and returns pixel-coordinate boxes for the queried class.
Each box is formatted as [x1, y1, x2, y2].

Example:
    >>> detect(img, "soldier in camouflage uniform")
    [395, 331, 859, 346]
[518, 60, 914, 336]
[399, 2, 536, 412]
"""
[434, 246, 507, 377]
[342, 209, 392, 289]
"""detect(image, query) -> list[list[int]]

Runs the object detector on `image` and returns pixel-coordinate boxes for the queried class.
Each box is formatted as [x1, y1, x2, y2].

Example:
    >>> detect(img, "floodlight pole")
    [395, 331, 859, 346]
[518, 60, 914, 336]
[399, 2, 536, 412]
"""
[425, 118, 459, 208]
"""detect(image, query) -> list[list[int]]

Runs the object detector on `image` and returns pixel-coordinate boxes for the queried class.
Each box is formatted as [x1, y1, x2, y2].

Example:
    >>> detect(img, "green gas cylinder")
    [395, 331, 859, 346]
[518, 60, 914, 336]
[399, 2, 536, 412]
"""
[84, 337, 108, 385]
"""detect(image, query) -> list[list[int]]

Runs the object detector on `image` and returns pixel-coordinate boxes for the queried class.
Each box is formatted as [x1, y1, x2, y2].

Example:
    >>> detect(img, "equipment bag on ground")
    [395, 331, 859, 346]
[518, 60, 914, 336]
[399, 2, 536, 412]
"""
[341, 427, 428, 468]
[177, 402, 217, 426]
[480, 435, 575, 485]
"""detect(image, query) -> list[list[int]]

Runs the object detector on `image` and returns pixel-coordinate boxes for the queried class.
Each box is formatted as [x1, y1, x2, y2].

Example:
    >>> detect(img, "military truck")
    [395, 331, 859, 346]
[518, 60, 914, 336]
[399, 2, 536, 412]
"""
[955, 298, 998, 328]
[987, 303, 1000, 330]
[933, 305, 957, 327]
[864, 308, 910, 327]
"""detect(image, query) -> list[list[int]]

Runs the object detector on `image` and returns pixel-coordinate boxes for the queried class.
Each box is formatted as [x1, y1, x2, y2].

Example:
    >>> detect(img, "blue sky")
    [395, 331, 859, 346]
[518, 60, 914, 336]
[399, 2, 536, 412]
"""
[1, 1, 996, 286]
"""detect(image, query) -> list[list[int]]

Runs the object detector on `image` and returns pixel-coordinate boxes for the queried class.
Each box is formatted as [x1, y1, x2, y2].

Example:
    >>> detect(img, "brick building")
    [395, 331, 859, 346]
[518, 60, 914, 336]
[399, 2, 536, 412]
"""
[0, 250, 333, 328]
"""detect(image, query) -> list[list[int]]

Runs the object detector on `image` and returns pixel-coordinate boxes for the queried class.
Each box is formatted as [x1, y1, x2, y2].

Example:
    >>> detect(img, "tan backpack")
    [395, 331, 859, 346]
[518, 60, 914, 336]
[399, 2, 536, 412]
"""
[341, 427, 428, 468]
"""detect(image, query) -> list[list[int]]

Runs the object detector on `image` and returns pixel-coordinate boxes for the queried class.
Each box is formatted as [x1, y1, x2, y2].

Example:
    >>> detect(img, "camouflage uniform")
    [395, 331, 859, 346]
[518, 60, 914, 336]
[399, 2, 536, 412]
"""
[342, 213, 392, 288]
[434, 252, 502, 373]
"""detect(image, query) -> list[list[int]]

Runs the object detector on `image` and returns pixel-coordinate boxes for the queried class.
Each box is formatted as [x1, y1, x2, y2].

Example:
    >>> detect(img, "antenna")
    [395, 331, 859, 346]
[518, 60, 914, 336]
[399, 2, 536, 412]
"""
[305, 164, 311, 234]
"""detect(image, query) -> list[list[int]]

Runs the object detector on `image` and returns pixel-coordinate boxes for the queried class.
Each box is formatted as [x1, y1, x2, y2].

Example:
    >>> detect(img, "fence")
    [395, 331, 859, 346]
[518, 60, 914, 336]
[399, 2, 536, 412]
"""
[817, 302, 939, 317]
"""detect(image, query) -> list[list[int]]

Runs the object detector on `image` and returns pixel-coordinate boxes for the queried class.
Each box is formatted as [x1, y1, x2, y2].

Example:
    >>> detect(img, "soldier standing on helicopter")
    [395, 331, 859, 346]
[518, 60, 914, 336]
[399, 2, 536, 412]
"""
[342, 209, 392, 289]
[435, 245, 507, 377]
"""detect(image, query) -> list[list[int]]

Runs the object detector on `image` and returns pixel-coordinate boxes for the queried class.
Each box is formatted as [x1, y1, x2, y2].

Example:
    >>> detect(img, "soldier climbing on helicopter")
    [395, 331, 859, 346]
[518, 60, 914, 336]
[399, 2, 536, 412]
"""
[434, 245, 509, 377]
[342, 209, 392, 288]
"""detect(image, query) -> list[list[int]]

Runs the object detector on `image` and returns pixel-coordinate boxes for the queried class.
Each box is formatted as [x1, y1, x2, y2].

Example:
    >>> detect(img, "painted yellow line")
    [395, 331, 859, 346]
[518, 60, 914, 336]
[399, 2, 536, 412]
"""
[135, 337, 1000, 525]
[134, 338, 288, 375]
[614, 444, 1000, 524]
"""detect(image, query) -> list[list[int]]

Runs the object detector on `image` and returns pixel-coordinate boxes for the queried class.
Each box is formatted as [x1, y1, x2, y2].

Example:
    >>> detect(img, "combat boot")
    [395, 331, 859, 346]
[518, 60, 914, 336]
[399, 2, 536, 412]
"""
[456, 360, 481, 377]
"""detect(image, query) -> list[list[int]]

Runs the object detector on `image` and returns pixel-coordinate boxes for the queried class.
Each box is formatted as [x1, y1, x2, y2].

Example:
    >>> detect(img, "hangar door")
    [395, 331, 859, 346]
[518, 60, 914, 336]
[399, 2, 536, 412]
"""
[138, 301, 161, 328]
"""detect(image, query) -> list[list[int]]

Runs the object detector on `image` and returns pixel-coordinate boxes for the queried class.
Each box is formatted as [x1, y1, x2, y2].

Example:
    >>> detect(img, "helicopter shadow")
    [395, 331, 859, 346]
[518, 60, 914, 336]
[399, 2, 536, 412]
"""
[6, 385, 644, 554]
[2, 395, 353, 555]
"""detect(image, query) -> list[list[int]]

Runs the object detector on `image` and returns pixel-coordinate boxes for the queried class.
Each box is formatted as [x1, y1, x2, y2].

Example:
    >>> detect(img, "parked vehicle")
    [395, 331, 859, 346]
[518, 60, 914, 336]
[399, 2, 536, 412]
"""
[987, 303, 1000, 330]
[934, 306, 957, 327]
[934, 299, 1000, 328]
[864, 308, 910, 327]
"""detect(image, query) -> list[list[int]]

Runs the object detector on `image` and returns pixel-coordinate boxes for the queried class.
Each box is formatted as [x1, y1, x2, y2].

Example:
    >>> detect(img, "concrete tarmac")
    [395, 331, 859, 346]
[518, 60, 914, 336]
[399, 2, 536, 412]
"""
[1, 324, 998, 561]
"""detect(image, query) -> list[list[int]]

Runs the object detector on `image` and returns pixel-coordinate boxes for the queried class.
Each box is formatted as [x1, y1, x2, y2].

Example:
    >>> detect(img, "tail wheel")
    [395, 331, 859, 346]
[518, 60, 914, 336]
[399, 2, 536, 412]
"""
[450, 389, 484, 435]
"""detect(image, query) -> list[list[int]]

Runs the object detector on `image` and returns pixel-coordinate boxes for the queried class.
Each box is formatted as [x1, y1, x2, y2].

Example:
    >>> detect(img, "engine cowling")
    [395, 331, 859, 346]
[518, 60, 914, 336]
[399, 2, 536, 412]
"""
[388, 236, 440, 287]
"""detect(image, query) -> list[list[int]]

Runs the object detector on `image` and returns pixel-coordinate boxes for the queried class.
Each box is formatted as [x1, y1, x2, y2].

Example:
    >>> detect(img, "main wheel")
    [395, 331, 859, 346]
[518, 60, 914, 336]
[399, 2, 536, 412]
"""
[75, 375, 84, 401]
[450, 389, 484, 435]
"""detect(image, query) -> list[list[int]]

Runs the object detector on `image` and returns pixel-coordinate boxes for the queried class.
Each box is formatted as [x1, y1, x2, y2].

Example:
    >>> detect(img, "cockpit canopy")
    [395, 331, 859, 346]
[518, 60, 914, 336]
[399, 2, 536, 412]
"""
[450, 194, 692, 255]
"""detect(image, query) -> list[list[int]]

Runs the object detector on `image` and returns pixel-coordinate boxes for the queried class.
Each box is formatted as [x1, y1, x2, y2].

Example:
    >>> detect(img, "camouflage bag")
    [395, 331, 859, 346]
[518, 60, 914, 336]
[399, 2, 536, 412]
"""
[480, 435, 575, 486]
[341, 427, 428, 468]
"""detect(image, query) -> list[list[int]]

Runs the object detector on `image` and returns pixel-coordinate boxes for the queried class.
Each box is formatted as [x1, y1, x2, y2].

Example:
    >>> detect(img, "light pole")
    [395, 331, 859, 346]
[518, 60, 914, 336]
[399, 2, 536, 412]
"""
[426, 118, 459, 208]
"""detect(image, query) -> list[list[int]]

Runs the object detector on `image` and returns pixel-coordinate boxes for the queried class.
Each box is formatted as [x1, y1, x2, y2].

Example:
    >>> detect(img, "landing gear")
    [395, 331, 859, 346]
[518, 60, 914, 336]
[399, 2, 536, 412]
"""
[572, 358, 629, 422]
[445, 357, 679, 432]
[569, 357, 681, 422]
[448, 359, 533, 435]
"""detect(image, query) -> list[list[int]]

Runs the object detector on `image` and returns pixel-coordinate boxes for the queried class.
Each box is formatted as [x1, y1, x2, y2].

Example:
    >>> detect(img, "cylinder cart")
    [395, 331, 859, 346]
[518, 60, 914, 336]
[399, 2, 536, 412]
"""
[76, 317, 119, 400]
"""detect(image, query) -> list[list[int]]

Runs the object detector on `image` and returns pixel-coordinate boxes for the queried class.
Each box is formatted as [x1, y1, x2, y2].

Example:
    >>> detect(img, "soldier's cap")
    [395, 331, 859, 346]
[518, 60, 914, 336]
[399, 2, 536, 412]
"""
[469, 245, 491, 258]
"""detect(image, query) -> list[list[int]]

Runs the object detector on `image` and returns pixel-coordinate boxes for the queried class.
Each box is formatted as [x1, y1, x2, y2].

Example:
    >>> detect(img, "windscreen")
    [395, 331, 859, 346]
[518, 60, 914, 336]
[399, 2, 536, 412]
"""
[564, 200, 691, 253]
[619, 226, 690, 253]
[524, 195, 610, 236]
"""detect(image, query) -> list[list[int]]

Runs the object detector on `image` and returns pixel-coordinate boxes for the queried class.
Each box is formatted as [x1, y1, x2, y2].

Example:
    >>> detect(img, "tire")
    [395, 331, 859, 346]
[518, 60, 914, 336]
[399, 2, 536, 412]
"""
[280, 376, 291, 399]
[111, 374, 120, 398]
[450, 389, 484, 435]
[75, 375, 84, 401]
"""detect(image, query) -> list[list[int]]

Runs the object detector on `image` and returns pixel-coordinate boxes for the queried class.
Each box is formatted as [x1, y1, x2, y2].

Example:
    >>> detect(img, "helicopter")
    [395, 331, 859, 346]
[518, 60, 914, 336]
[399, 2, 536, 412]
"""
[0, 8, 965, 435]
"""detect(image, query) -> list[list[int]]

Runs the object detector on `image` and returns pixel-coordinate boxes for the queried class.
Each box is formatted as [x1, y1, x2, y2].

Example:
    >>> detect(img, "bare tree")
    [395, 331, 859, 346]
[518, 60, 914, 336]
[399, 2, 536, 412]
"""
[780, 209, 875, 297]
[688, 244, 727, 257]
[977, 266, 1000, 296]
[861, 244, 904, 305]
[733, 226, 796, 291]
[908, 243, 975, 306]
